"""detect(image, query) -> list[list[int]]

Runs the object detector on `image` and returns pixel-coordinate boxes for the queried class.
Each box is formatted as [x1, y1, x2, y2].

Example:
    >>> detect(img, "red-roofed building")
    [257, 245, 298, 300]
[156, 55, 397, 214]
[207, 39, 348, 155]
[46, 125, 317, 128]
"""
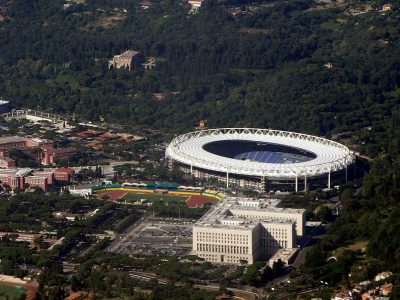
[76, 130, 101, 138]
[42, 147, 76, 165]
[0, 150, 9, 158]
[96, 133, 119, 142]
[0, 157, 15, 168]
[32, 171, 55, 185]
[55, 168, 75, 182]
[25, 176, 48, 191]
[0, 167, 72, 191]
[24, 138, 52, 148]
[87, 142, 103, 150]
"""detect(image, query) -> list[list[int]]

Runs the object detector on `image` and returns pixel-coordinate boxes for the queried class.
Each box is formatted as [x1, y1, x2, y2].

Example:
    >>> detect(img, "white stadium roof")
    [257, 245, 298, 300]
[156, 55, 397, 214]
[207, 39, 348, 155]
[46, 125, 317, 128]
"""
[166, 128, 355, 179]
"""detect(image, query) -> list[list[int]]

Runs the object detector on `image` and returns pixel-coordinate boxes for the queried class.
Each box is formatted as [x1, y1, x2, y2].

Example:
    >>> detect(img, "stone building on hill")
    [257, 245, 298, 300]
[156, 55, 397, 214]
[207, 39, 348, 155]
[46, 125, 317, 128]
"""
[108, 50, 141, 70]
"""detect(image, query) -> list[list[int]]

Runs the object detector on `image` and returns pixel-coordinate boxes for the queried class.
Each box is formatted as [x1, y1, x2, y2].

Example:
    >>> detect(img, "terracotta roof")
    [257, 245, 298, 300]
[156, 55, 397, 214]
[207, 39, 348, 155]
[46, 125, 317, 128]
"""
[55, 168, 75, 174]
[0, 136, 25, 144]
[44, 147, 75, 154]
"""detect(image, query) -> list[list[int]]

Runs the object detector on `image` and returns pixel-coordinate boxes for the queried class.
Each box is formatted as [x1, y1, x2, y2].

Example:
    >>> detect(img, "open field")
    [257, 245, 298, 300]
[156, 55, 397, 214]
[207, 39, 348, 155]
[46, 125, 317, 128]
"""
[97, 190, 127, 201]
[81, 14, 126, 31]
[347, 240, 368, 251]
[122, 193, 188, 203]
[0, 285, 27, 299]
[186, 195, 217, 208]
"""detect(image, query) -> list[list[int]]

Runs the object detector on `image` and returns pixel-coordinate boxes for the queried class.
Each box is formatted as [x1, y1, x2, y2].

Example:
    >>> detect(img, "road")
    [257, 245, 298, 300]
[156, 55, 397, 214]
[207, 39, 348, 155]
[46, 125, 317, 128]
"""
[293, 225, 327, 268]
[273, 284, 327, 299]
[194, 284, 260, 300]
[107, 212, 150, 252]
[73, 160, 139, 177]
[119, 263, 261, 300]
[128, 270, 168, 284]
[124, 270, 260, 299]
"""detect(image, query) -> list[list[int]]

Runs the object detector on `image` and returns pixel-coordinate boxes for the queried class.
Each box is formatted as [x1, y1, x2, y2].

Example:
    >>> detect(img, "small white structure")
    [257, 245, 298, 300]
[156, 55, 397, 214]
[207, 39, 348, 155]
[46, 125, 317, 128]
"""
[268, 248, 298, 267]
[331, 293, 352, 300]
[374, 271, 393, 282]
[188, 0, 204, 11]
[142, 57, 156, 70]
[382, 4, 392, 11]
[108, 50, 140, 70]
[68, 188, 92, 198]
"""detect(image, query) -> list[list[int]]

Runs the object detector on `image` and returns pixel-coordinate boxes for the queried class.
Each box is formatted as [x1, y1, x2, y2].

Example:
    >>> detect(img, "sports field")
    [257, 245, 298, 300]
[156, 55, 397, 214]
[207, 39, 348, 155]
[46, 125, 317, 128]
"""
[96, 190, 219, 208]
[0, 285, 27, 298]
[122, 193, 187, 203]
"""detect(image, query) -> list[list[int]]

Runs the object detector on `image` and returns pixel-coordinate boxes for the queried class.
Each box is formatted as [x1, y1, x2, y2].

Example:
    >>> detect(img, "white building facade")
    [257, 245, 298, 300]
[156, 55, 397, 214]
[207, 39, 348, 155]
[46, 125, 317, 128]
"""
[192, 197, 305, 264]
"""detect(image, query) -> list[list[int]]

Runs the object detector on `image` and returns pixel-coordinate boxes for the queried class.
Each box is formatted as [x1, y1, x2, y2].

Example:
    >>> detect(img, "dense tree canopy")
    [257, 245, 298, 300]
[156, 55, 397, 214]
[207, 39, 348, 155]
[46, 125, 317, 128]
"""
[0, 0, 398, 158]
[1, 0, 400, 295]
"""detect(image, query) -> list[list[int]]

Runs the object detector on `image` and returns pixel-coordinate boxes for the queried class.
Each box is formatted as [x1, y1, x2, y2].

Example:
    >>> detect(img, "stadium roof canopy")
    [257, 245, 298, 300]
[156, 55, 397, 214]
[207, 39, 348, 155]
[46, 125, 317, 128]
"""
[166, 128, 355, 179]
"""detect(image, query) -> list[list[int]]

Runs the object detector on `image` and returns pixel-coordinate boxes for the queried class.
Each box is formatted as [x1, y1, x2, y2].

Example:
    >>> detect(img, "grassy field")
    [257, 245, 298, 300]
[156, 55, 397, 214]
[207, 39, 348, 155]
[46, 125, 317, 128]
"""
[0, 285, 26, 299]
[121, 193, 188, 203]
[347, 240, 368, 251]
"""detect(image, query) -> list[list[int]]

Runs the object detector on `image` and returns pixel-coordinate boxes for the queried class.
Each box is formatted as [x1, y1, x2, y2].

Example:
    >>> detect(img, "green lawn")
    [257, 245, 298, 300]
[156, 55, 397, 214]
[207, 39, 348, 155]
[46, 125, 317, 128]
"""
[0, 285, 27, 299]
[121, 193, 187, 203]
[321, 21, 341, 31]
[46, 73, 79, 90]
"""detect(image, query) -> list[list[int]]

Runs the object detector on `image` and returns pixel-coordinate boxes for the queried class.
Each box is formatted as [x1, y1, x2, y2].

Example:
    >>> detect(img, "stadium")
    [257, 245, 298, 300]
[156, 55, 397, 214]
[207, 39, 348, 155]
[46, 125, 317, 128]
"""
[165, 128, 356, 192]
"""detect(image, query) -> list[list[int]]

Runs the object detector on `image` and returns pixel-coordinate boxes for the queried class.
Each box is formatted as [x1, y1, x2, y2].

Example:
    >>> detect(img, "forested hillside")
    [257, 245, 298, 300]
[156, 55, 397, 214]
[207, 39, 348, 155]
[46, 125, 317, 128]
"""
[0, 0, 399, 157]
[1, 1, 400, 296]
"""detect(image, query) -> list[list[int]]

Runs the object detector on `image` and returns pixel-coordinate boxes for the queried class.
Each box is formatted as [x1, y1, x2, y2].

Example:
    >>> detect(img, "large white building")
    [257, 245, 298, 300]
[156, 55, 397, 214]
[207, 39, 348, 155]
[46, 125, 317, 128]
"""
[192, 197, 305, 264]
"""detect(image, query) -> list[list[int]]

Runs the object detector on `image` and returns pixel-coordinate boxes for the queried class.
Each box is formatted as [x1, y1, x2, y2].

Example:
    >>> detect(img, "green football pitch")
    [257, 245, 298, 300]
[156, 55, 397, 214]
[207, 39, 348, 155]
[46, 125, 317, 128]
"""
[121, 193, 188, 202]
[0, 285, 27, 298]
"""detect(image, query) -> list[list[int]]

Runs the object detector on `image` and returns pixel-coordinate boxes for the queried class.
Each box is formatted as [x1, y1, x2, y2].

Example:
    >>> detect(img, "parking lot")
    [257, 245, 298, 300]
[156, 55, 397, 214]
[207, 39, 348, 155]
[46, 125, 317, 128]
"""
[109, 218, 193, 256]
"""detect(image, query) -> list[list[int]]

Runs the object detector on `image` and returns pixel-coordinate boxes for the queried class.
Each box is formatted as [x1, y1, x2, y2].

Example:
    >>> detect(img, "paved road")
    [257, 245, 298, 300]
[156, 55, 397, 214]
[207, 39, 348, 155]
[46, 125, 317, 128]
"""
[122, 267, 261, 300]
[73, 160, 138, 177]
[274, 284, 327, 299]
[194, 284, 260, 300]
[125, 270, 260, 299]
[128, 270, 168, 284]
[293, 226, 326, 268]
[107, 213, 149, 252]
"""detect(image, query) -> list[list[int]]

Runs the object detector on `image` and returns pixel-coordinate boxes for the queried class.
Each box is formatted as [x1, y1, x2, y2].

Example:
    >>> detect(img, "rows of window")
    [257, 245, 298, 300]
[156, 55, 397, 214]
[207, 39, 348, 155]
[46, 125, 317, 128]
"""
[198, 253, 249, 264]
[196, 232, 249, 244]
[197, 243, 249, 254]
[261, 227, 289, 240]
[260, 238, 288, 248]
[198, 253, 218, 261]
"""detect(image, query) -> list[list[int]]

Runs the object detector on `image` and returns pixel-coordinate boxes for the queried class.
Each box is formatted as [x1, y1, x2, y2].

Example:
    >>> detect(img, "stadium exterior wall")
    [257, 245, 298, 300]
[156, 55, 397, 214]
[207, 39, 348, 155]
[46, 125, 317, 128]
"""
[166, 128, 356, 192]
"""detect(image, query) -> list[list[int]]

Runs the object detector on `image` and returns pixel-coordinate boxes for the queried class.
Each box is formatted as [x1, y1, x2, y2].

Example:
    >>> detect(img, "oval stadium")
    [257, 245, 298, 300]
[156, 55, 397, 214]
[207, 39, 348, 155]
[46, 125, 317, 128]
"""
[165, 128, 356, 192]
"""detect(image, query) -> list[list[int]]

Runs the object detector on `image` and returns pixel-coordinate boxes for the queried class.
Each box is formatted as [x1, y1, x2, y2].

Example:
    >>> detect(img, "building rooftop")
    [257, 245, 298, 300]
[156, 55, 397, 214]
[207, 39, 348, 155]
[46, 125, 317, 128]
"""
[29, 137, 50, 144]
[195, 197, 304, 229]
[118, 50, 140, 59]
[55, 167, 75, 174]
[0, 157, 14, 162]
[0, 168, 33, 177]
[43, 147, 75, 154]
[0, 136, 25, 144]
